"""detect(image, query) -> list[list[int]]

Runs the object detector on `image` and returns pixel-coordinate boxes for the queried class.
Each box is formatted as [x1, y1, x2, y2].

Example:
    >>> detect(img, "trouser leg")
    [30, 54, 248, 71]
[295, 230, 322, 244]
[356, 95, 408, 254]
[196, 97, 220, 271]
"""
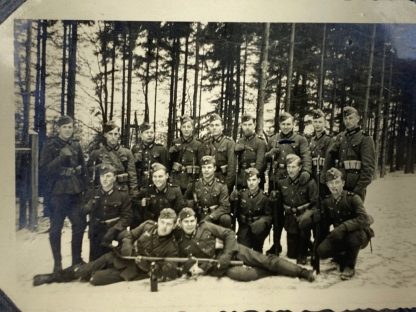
[286, 233, 298, 259]
[298, 228, 310, 259]
[344, 230, 368, 268]
[49, 195, 67, 270]
[218, 214, 232, 229]
[75, 252, 115, 280]
[67, 194, 87, 265]
[273, 204, 284, 252]
[90, 268, 124, 286]
[237, 225, 252, 249]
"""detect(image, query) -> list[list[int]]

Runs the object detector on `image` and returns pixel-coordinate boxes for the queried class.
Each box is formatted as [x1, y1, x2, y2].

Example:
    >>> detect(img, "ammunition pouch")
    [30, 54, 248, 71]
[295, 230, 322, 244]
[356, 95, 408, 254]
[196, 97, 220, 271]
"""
[60, 165, 82, 176]
[220, 165, 228, 174]
[95, 216, 120, 227]
[283, 203, 310, 216]
[312, 157, 325, 167]
[344, 160, 362, 171]
[116, 173, 129, 183]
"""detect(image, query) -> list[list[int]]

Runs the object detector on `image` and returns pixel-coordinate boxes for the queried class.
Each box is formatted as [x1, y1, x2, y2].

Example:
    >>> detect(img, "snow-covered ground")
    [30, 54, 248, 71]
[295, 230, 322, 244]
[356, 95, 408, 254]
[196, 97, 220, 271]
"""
[4, 172, 416, 311]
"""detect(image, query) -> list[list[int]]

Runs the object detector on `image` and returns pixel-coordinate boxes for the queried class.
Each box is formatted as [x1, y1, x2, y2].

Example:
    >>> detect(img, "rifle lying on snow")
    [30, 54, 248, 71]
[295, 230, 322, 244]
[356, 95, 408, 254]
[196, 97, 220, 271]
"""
[121, 255, 244, 266]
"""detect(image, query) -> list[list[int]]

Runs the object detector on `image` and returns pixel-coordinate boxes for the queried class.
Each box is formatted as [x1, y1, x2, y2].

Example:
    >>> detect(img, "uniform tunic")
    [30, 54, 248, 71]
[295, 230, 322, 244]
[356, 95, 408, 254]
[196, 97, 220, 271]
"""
[324, 127, 375, 200]
[309, 131, 332, 182]
[131, 141, 170, 188]
[235, 134, 266, 189]
[169, 136, 202, 192]
[199, 135, 236, 190]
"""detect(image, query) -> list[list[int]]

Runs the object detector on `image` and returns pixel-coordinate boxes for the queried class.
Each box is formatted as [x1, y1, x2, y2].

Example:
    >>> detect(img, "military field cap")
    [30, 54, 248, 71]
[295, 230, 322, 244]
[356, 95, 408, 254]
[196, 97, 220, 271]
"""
[311, 109, 325, 119]
[159, 208, 177, 220]
[245, 167, 260, 178]
[286, 153, 301, 165]
[325, 167, 343, 182]
[241, 113, 255, 123]
[279, 112, 293, 123]
[179, 207, 196, 220]
[103, 120, 119, 133]
[139, 122, 152, 132]
[209, 113, 222, 123]
[200, 155, 216, 165]
[151, 162, 167, 173]
[56, 115, 74, 127]
[180, 115, 194, 125]
[343, 106, 359, 117]
[99, 164, 117, 175]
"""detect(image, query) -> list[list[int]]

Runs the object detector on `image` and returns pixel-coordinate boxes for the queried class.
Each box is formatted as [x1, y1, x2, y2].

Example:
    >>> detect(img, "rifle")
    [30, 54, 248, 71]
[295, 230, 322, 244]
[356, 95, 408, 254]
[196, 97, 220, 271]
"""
[271, 154, 280, 255]
[312, 155, 322, 274]
[121, 255, 244, 266]
[232, 153, 239, 231]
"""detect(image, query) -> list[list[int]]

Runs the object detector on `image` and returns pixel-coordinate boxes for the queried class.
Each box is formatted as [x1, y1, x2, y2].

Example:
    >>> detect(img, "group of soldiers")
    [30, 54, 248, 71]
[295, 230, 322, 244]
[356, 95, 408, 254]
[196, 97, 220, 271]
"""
[36, 105, 376, 286]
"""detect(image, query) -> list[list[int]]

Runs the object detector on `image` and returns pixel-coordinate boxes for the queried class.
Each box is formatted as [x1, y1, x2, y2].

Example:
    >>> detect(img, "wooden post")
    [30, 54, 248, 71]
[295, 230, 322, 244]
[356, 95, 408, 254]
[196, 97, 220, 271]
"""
[29, 132, 39, 230]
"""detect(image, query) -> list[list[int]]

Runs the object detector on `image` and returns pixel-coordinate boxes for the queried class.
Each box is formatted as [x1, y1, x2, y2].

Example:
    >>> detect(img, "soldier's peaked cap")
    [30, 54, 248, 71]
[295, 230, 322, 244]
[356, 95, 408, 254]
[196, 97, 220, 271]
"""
[179, 207, 196, 220]
[343, 106, 359, 117]
[99, 164, 117, 175]
[180, 115, 194, 125]
[241, 113, 255, 123]
[209, 113, 222, 123]
[200, 155, 216, 165]
[103, 120, 119, 133]
[325, 167, 343, 182]
[139, 122, 152, 132]
[56, 115, 74, 127]
[151, 162, 167, 172]
[245, 167, 260, 178]
[159, 208, 177, 220]
[279, 112, 293, 123]
[311, 109, 325, 119]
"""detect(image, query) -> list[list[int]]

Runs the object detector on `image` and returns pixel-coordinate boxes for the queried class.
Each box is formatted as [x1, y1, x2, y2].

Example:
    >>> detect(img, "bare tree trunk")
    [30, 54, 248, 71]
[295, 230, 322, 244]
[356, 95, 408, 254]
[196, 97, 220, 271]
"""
[102, 22, 109, 120]
[181, 33, 190, 116]
[173, 37, 180, 138]
[144, 33, 153, 123]
[286, 23, 295, 112]
[60, 21, 68, 115]
[110, 26, 117, 120]
[38, 20, 47, 147]
[362, 24, 377, 131]
[256, 23, 269, 135]
[192, 23, 201, 120]
[274, 70, 282, 131]
[153, 43, 159, 132]
[67, 21, 78, 119]
[233, 42, 242, 140]
[219, 64, 225, 116]
[126, 23, 134, 147]
[318, 24, 326, 109]
[121, 29, 127, 145]
[23, 20, 32, 144]
[241, 31, 248, 115]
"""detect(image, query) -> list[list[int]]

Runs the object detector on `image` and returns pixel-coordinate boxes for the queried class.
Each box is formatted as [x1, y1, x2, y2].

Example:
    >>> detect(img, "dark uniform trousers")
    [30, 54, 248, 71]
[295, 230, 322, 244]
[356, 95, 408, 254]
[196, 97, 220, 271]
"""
[266, 131, 312, 253]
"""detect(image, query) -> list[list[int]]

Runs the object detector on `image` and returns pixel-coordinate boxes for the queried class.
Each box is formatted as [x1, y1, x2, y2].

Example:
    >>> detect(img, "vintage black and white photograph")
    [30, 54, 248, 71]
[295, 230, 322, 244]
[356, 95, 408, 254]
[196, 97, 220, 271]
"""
[2, 1, 416, 311]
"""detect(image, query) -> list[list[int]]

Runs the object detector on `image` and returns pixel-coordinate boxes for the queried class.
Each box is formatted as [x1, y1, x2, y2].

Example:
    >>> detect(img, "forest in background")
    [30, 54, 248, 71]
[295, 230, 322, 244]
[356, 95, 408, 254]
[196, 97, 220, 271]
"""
[13, 21, 416, 176]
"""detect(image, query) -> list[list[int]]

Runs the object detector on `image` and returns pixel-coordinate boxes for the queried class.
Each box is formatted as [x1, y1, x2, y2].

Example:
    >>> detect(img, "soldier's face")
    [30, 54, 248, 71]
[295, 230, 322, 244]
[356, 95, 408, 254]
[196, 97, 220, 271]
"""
[201, 164, 216, 180]
[180, 216, 197, 234]
[287, 162, 302, 179]
[326, 177, 345, 196]
[210, 120, 224, 137]
[104, 128, 120, 146]
[280, 118, 294, 135]
[312, 117, 325, 133]
[264, 122, 275, 136]
[343, 113, 360, 130]
[57, 123, 74, 141]
[241, 120, 255, 136]
[247, 175, 260, 191]
[157, 218, 176, 236]
[141, 128, 155, 144]
[152, 169, 169, 189]
[181, 121, 194, 139]
[100, 172, 116, 190]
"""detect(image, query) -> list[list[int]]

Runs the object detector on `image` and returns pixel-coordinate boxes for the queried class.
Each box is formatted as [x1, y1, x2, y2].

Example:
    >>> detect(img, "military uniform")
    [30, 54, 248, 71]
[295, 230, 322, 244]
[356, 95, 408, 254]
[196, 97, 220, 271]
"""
[76, 219, 180, 285]
[169, 136, 202, 193]
[265, 130, 312, 255]
[184, 177, 232, 228]
[317, 190, 374, 274]
[235, 134, 266, 189]
[176, 213, 313, 281]
[88, 143, 138, 194]
[277, 175, 318, 261]
[138, 182, 186, 221]
[39, 116, 87, 271]
[309, 131, 332, 181]
[199, 134, 236, 190]
[131, 141, 170, 188]
[231, 188, 272, 252]
[86, 185, 133, 261]
[324, 128, 375, 200]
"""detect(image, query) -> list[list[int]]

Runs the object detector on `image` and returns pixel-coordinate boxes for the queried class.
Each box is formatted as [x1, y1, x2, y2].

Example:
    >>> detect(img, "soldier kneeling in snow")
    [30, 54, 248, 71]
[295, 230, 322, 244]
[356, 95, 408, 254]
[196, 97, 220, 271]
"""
[301, 167, 375, 280]
[176, 207, 315, 282]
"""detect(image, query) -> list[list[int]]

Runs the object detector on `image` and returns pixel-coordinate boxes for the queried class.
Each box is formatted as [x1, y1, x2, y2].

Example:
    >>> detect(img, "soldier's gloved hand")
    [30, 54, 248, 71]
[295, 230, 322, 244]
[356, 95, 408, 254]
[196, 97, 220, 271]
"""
[299, 171, 311, 185]
[217, 253, 232, 270]
[269, 190, 279, 201]
[120, 239, 133, 256]
[234, 143, 245, 154]
[265, 147, 279, 159]
[135, 257, 151, 272]
[328, 224, 347, 241]
[250, 220, 267, 235]
[179, 256, 197, 276]
[169, 145, 179, 154]
[82, 199, 94, 215]
[60, 146, 73, 158]
[155, 263, 177, 281]
[101, 227, 118, 247]
[229, 189, 239, 201]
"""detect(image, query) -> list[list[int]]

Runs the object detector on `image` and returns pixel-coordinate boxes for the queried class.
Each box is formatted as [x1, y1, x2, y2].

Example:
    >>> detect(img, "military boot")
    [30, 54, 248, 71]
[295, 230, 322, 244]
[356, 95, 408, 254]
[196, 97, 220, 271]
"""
[340, 266, 355, 280]
[33, 273, 57, 286]
[299, 268, 316, 282]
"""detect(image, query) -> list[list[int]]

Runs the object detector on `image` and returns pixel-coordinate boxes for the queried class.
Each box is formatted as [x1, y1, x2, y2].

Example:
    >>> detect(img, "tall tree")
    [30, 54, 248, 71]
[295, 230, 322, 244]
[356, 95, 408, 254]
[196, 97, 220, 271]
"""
[256, 23, 270, 135]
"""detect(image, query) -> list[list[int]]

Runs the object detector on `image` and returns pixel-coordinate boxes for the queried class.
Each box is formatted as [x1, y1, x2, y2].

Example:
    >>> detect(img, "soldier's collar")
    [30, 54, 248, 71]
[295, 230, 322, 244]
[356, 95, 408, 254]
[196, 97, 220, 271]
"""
[314, 131, 325, 140]
[101, 187, 114, 195]
[280, 131, 294, 139]
[144, 142, 154, 149]
[212, 134, 223, 143]
[105, 143, 120, 151]
[202, 177, 215, 186]
[289, 175, 300, 185]
[346, 127, 360, 136]
[155, 184, 168, 193]
[244, 133, 256, 141]
[248, 188, 260, 198]
[57, 136, 72, 145]
[181, 135, 193, 144]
